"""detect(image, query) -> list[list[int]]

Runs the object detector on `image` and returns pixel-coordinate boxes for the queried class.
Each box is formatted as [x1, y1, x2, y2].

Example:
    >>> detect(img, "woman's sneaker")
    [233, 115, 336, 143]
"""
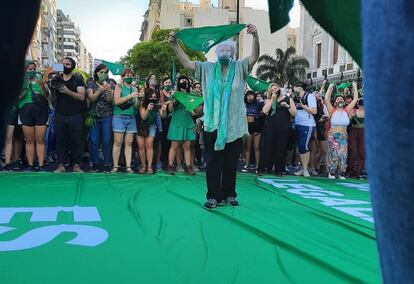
[328, 173, 336, 179]
[338, 175, 346, 180]
[225, 196, 239, 206]
[303, 169, 311, 178]
[241, 165, 249, 173]
[204, 198, 219, 209]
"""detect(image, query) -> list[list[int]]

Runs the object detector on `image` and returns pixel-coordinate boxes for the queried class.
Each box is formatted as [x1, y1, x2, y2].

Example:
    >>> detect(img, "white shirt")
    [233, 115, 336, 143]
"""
[295, 92, 317, 127]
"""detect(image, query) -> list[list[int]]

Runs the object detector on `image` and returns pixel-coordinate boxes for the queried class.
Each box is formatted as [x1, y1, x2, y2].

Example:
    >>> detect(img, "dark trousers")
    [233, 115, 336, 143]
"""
[348, 127, 365, 177]
[55, 113, 83, 165]
[205, 131, 242, 201]
[160, 118, 171, 165]
[258, 127, 291, 174]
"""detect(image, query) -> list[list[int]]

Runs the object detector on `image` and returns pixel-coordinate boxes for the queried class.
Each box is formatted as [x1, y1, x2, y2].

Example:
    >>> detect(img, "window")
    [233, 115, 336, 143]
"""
[317, 43, 321, 69]
[185, 17, 193, 27]
[333, 41, 338, 65]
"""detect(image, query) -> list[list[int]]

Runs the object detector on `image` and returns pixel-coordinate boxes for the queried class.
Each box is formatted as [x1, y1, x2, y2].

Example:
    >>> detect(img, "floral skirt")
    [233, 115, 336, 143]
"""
[327, 131, 348, 175]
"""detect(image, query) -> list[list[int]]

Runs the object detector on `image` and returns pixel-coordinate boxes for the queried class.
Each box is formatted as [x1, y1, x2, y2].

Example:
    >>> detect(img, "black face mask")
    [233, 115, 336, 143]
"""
[63, 66, 74, 75]
[178, 82, 189, 91]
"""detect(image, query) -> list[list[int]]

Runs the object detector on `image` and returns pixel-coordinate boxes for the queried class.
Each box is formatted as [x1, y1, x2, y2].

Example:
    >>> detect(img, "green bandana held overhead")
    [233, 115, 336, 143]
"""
[247, 76, 271, 93]
[172, 92, 204, 112]
[267, 0, 361, 65]
[176, 24, 246, 52]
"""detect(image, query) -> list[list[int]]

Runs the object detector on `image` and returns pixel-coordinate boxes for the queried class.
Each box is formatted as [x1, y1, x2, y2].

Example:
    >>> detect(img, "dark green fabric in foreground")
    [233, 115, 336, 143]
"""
[0, 173, 380, 283]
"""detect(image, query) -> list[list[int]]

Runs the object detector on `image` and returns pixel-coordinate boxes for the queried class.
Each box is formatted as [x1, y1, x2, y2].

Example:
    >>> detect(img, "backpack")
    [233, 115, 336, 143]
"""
[303, 92, 324, 122]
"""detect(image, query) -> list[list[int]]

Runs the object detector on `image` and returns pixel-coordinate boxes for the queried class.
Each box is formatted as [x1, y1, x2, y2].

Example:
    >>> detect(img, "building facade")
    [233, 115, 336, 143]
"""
[298, 4, 361, 85]
[40, 0, 58, 68]
[140, 0, 291, 66]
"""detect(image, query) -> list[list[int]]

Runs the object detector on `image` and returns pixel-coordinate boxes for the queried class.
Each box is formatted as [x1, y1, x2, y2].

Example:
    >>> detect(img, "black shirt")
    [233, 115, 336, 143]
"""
[55, 74, 86, 116]
[266, 96, 292, 130]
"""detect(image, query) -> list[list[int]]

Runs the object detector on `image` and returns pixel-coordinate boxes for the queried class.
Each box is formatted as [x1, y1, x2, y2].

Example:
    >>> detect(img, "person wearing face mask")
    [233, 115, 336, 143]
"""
[159, 77, 174, 169]
[258, 83, 297, 175]
[325, 82, 359, 179]
[86, 64, 113, 173]
[17, 60, 49, 171]
[52, 57, 86, 173]
[348, 97, 366, 179]
[241, 90, 265, 173]
[292, 82, 317, 178]
[166, 76, 196, 175]
[137, 88, 167, 174]
[112, 69, 140, 173]
[168, 24, 260, 209]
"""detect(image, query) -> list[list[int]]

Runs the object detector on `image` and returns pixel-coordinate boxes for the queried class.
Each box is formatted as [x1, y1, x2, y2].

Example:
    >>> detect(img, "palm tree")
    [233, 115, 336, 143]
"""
[256, 47, 310, 86]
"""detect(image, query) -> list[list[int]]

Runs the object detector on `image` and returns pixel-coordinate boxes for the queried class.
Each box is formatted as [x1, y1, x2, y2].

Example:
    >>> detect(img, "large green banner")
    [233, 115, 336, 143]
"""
[0, 173, 380, 283]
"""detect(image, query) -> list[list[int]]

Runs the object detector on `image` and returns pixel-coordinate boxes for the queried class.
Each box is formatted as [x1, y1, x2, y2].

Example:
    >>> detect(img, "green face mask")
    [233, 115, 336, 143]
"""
[124, 77, 133, 84]
[218, 57, 230, 65]
[293, 91, 300, 97]
[98, 72, 108, 83]
[26, 71, 37, 79]
[164, 85, 172, 92]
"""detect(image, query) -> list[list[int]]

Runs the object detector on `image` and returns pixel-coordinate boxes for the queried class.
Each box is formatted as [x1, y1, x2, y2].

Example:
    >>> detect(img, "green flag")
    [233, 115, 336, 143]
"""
[336, 82, 352, 91]
[171, 57, 177, 86]
[176, 24, 246, 53]
[173, 91, 204, 112]
[102, 60, 125, 75]
[267, 0, 361, 65]
[247, 76, 271, 92]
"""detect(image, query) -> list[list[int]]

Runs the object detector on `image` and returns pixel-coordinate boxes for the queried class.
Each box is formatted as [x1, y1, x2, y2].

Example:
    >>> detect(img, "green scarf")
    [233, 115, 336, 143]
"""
[173, 91, 204, 112]
[205, 61, 236, 151]
[176, 24, 246, 52]
[247, 76, 271, 92]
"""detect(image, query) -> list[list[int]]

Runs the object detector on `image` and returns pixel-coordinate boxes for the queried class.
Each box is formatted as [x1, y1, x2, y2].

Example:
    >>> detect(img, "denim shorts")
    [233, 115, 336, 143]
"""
[112, 115, 137, 134]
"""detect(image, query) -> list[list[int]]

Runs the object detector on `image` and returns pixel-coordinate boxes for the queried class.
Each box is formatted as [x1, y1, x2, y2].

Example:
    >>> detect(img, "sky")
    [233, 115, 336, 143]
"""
[57, 0, 300, 62]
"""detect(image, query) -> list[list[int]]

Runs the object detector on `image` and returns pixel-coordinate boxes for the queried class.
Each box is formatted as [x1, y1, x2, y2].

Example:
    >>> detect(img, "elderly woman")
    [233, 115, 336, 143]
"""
[168, 24, 260, 208]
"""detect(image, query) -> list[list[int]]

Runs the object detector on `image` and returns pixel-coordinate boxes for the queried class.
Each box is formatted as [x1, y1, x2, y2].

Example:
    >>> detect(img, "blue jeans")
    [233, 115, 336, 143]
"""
[364, 0, 414, 282]
[89, 116, 112, 166]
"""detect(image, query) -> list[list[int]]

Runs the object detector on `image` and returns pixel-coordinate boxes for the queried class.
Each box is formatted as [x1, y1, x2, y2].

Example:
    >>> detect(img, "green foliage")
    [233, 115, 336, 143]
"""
[256, 47, 309, 86]
[121, 29, 206, 80]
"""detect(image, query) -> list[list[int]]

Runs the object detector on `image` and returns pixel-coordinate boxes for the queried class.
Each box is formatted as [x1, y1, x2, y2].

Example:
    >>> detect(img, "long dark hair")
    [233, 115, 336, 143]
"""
[93, 64, 108, 82]
[244, 90, 257, 104]
[177, 75, 191, 93]
[143, 88, 158, 108]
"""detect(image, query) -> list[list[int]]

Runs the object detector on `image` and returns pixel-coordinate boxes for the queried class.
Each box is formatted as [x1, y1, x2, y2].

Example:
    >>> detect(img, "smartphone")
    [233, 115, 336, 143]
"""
[52, 63, 64, 72]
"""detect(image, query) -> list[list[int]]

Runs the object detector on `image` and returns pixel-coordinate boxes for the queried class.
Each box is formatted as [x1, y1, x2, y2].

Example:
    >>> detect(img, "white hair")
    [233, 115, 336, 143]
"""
[215, 40, 236, 59]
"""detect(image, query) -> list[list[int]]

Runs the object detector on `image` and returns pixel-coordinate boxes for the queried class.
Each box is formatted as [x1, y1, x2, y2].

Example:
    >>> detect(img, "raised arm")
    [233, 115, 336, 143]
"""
[168, 32, 196, 73]
[319, 79, 327, 96]
[346, 81, 359, 113]
[246, 24, 260, 71]
[324, 83, 335, 114]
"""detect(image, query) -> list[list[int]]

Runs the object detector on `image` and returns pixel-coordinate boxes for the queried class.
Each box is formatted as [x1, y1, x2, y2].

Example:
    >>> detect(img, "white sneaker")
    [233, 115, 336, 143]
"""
[303, 170, 310, 178]
[192, 166, 200, 172]
[176, 165, 184, 172]
[339, 175, 346, 180]
[294, 170, 303, 176]
[328, 173, 336, 179]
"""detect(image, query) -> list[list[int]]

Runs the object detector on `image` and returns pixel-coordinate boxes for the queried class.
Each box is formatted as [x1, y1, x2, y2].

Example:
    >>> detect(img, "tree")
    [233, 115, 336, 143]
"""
[256, 47, 309, 86]
[121, 29, 206, 79]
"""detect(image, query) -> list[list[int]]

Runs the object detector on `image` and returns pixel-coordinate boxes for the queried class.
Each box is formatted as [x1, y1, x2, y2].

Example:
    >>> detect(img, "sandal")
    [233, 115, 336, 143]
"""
[126, 167, 134, 174]
[138, 166, 147, 174]
[147, 167, 155, 174]
[111, 166, 119, 173]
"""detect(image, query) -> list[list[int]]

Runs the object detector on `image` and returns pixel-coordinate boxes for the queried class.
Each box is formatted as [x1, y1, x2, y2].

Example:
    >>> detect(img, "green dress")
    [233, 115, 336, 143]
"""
[167, 102, 196, 141]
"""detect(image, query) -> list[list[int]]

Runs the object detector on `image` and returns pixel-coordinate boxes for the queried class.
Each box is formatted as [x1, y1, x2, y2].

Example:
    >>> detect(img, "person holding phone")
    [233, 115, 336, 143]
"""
[53, 57, 86, 173]
[111, 69, 140, 173]
[137, 88, 167, 174]
[258, 83, 297, 175]
[86, 64, 114, 173]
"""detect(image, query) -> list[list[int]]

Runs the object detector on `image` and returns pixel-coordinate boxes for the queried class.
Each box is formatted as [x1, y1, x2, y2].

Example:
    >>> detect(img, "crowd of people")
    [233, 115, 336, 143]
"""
[2, 58, 365, 180]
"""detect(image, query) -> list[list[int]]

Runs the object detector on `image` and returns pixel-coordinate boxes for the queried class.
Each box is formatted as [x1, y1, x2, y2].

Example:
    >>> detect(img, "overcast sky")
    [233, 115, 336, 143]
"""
[57, 0, 300, 62]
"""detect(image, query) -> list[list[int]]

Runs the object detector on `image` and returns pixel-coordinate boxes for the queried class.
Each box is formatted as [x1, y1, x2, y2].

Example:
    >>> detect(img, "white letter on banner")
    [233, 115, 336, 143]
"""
[332, 207, 373, 223]
[0, 207, 108, 252]
[304, 197, 369, 206]
[287, 188, 344, 197]
[336, 183, 370, 192]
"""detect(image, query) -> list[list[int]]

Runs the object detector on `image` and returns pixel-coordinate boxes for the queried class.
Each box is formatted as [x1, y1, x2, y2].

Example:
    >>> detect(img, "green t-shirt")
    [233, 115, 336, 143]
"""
[113, 83, 137, 116]
[18, 80, 43, 109]
[171, 102, 195, 128]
